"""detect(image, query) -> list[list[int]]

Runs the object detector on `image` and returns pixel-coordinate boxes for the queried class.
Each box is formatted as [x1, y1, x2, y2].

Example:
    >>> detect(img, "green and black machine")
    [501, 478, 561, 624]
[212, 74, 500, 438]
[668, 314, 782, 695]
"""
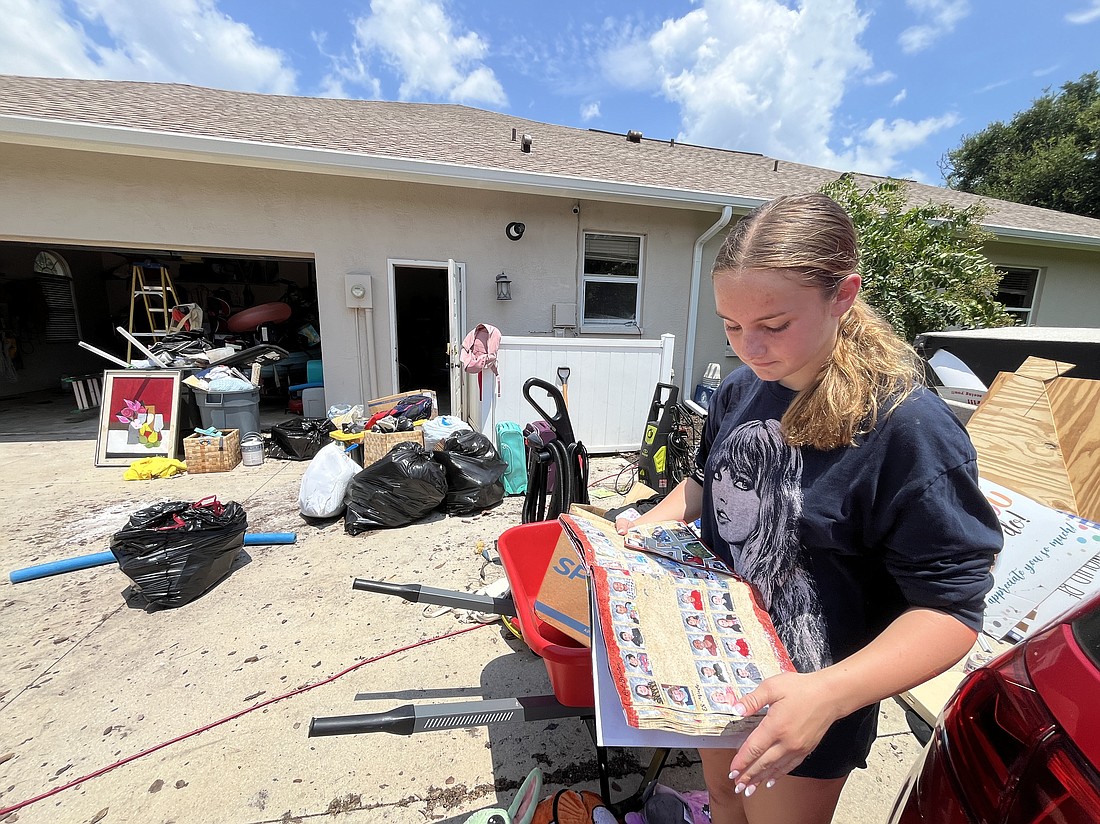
[637, 382, 680, 496]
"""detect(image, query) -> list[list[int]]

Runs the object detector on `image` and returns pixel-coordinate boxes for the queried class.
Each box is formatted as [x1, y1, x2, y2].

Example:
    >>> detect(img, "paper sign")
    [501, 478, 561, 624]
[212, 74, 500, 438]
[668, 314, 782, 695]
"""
[1006, 549, 1100, 643]
[981, 477, 1100, 639]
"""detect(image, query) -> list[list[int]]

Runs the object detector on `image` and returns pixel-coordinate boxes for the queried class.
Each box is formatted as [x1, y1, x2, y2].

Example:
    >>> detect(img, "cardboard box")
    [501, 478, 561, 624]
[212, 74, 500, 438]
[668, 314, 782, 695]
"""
[533, 482, 659, 646]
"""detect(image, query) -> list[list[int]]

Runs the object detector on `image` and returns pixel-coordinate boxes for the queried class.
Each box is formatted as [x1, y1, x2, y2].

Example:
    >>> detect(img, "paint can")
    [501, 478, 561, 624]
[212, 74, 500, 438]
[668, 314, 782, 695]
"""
[241, 432, 265, 467]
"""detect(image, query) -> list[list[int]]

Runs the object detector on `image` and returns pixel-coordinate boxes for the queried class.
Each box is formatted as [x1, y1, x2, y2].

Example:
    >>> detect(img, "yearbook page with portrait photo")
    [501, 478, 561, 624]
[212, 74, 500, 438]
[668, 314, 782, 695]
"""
[559, 511, 794, 737]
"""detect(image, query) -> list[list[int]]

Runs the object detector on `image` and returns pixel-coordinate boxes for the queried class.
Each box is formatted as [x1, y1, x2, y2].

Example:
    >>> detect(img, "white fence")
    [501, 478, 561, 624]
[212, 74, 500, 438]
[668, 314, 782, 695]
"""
[474, 333, 675, 454]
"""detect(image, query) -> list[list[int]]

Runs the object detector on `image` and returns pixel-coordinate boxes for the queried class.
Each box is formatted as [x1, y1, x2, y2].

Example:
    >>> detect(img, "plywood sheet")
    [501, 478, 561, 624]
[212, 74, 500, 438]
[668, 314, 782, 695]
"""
[1045, 377, 1100, 522]
[1014, 355, 1075, 382]
[967, 369, 1077, 514]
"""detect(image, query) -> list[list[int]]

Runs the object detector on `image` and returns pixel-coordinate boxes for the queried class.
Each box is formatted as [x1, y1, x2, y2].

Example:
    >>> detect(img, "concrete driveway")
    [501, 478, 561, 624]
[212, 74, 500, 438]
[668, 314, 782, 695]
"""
[0, 434, 926, 823]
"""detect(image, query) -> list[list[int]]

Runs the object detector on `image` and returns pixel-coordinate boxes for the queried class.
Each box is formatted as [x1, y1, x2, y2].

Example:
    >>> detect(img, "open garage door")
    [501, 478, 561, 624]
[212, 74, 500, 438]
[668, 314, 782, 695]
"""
[0, 241, 319, 437]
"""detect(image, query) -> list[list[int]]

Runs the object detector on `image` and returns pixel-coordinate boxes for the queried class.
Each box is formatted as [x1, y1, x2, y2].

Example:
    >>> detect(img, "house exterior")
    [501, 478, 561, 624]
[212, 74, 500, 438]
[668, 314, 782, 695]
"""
[2, 74, 1099, 418]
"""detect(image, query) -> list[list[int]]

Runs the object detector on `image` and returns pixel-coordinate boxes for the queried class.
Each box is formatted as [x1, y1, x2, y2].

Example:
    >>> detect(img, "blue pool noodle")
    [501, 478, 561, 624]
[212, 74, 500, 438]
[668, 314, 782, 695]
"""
[9, 532, 297, 584]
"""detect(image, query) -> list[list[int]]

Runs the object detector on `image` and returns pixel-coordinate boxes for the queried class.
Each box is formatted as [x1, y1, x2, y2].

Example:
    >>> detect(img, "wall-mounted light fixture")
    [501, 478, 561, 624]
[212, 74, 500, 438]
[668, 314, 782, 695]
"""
[505, 221, 525, 241]
[495, 272, 513, 301]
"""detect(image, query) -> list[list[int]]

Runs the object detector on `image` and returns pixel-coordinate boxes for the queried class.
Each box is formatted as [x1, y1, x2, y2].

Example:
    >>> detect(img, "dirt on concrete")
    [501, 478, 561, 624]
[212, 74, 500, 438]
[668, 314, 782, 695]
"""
[0, 439, 926, 823]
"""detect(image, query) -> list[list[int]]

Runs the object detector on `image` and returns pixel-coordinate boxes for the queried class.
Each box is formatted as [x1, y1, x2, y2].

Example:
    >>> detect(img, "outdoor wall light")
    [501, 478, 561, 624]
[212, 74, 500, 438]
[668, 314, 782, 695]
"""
[495, 272, 513, 301]
[505, 221, 525, 241]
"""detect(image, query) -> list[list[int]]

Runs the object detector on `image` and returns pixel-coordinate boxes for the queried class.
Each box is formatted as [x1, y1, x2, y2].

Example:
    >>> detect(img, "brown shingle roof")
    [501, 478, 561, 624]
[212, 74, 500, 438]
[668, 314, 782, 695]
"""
[3, 74, 1100, 243]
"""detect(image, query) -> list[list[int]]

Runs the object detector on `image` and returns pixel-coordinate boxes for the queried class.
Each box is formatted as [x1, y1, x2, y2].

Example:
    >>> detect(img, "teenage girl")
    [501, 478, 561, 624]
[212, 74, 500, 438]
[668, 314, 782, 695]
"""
[618, 193, 1001, 824]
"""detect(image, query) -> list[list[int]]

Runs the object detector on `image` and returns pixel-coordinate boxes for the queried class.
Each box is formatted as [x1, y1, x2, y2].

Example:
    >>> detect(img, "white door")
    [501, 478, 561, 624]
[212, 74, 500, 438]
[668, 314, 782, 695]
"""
[447, 258, 465, 420]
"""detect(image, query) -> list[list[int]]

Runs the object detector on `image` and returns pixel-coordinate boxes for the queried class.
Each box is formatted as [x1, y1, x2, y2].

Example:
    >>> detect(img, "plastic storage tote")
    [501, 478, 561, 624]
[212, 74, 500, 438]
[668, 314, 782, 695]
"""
[194, 388, 261, 436]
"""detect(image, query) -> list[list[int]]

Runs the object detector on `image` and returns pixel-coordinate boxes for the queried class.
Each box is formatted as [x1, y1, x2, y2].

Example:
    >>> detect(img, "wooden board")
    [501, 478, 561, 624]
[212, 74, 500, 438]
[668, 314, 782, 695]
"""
[967, 368, 1077, 514]
[1046, 377, 1100, 522]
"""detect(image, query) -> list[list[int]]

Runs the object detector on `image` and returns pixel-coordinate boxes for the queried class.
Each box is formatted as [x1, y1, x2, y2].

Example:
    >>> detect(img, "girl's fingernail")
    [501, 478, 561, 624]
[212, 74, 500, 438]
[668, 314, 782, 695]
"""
[735, 783, 746, 794]
[732, 703, 746, 715]
[728, 770, 740, 781]
[766, 779, 776, 789]
[744, 784, 756, 797]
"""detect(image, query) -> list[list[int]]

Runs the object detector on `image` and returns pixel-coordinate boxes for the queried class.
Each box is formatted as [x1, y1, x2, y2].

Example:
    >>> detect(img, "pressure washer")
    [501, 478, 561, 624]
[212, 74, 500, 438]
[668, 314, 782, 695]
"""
[637, 382, 683, 496]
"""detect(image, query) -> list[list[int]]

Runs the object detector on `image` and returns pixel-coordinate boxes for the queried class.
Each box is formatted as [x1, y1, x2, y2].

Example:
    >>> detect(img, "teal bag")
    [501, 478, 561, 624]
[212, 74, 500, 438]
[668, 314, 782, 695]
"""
[495, 420, 527, 496]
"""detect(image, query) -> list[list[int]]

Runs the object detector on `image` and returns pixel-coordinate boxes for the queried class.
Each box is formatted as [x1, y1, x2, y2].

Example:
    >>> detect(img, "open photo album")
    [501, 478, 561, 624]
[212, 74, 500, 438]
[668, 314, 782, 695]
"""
[559, 511, 794, 737]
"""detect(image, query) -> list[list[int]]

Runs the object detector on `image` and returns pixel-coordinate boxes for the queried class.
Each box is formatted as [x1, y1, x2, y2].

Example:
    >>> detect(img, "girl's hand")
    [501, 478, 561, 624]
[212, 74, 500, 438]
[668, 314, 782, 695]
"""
[614, 507, 642, 535]
[726, 671, 846, 795]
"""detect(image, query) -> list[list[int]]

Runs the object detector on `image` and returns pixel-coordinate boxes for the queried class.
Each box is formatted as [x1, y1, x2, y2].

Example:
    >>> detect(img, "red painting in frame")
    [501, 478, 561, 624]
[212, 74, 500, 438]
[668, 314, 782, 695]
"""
[95, 369, 182, 466]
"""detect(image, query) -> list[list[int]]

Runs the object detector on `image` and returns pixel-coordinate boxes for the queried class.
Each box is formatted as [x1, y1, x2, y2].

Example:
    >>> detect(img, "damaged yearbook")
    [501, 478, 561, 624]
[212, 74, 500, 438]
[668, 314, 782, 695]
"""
[558, 511, 794, 737]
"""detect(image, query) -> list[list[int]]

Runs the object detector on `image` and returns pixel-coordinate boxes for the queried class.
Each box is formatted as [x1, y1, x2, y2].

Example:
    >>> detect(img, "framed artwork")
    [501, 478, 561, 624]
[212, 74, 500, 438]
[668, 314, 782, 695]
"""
[95, 370, 182, 466]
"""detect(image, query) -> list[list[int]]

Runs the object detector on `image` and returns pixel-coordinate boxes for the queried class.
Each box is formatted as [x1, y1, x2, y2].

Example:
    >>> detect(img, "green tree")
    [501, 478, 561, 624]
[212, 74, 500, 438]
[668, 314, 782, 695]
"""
[942, 72, 1100, 219]
[821, 176, 1015, 343]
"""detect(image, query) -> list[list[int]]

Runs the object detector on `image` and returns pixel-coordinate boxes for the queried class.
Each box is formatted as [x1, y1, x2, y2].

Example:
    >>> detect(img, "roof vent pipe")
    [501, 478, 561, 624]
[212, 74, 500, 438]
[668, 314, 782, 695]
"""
[627, 130, 643, 143]
[521, 134, 532, 153]
[511, 128, 517, 141]
[772, 160, 779, 171]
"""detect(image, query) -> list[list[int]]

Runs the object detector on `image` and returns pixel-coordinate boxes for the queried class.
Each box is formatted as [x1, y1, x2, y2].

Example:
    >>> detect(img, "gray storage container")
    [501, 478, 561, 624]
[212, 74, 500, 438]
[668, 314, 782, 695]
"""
[195, 388, 260, 435]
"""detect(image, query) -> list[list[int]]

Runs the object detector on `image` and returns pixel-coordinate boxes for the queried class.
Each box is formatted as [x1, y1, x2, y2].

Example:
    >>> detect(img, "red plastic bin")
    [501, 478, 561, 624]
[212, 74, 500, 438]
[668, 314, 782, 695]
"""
[497, 520, 594, 708]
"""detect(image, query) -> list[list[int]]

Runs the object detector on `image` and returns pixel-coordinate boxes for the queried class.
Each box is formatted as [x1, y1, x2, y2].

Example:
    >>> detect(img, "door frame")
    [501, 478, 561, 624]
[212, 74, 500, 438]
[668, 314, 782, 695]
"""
[386, 258, 466, 418]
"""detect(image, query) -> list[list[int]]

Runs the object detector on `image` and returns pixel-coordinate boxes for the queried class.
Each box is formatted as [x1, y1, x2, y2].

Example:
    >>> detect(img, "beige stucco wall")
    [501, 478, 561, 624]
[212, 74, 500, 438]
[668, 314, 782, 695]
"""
[1, 143, 725, 407]
[984, 239, 1100, 327]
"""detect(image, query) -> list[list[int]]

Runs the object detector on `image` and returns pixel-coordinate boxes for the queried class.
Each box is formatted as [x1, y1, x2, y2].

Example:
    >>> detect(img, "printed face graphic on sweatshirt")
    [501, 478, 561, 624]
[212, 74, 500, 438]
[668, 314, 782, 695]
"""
[710, 418, 831, 672]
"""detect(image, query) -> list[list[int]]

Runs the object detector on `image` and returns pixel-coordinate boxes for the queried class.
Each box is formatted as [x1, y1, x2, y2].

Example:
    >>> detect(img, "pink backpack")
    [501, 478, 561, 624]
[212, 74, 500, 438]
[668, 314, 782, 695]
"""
[461, 323, 501, 395]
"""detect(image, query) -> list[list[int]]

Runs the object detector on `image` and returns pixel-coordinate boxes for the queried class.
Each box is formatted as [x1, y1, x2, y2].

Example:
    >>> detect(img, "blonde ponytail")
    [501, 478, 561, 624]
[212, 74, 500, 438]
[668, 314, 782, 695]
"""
[782, 299, 922, 450]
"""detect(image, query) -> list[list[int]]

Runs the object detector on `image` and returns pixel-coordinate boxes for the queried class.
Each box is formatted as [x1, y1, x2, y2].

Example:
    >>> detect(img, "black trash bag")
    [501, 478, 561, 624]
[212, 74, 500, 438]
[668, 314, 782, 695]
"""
[344, 442, 448, 534]
[267, 418, 336, 461]
[110, 497, 248, 608]
[433, 430, 508, 515]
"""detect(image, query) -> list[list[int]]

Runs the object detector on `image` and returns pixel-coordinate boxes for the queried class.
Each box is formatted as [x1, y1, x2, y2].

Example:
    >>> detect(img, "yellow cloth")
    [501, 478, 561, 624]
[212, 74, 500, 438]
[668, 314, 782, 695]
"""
[123, 457, 188, 480]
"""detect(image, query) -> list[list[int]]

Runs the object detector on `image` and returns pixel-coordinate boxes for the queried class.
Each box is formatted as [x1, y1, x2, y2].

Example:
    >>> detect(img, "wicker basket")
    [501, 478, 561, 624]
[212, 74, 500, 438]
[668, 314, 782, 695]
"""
[357, 389, 437, 466]
[183, 429, 242, 473]
[360, 428, 425, 466]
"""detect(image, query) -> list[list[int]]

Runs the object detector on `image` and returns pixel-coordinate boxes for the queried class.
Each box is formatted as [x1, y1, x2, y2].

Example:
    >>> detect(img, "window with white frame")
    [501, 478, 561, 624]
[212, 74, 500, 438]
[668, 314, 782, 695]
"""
[33, 251, 81, 342]
[995, 265, 1040, 325]
[581, 232, 643, 328]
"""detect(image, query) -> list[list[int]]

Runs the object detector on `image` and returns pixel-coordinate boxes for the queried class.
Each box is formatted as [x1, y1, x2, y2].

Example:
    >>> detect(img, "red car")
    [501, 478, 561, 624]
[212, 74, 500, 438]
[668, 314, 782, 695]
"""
[889, 591, 1100, 823]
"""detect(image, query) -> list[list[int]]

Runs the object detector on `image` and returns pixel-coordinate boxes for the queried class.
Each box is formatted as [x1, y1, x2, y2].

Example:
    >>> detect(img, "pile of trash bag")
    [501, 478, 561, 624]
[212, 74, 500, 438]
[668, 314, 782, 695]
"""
[110, 497, 247, 608]
[339, 432, 507, 533]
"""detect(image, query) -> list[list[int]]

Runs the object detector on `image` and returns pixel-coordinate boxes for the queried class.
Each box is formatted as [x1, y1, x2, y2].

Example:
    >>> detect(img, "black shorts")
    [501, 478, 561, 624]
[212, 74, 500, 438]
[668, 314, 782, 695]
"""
[789, 702, 878, 780]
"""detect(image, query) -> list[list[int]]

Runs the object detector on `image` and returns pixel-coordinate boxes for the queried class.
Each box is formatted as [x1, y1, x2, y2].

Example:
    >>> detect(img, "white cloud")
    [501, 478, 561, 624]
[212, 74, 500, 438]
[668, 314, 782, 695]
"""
[843, 113, 960, 179]
[1066, 1, 1100, 24]
[0, 0, 296, 93]
[976, 78, 1011, 94]
[314, 32, 381, 100]
[1033, 64, 1059, 78]
[602, 2, 878, 167]
[580, 101, 601, 121]
[864, 70, 897, 86]
[598, 0, 960, 179]
[891, 89, 908, 106]
[329, 0, 506, 106]
[898, 0, 970, 54]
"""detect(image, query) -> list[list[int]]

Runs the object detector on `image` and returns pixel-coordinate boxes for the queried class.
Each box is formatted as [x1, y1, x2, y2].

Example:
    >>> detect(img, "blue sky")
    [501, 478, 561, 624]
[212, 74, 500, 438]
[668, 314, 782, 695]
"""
[2, 0, 1098, 184]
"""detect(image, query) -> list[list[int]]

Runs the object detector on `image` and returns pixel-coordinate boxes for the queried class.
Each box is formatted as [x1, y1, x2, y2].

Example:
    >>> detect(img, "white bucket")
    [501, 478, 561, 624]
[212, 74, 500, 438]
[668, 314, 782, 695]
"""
[241, 432, 265, 467]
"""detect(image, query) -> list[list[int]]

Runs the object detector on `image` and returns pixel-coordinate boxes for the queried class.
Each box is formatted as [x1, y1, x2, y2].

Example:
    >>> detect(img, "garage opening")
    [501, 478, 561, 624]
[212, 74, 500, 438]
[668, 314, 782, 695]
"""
[0, 241, 318, 439]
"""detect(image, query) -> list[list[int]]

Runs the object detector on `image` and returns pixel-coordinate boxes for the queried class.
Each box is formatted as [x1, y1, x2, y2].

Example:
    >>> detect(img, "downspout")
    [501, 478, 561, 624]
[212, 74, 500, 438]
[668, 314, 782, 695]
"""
[684, 206, 734, 392]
